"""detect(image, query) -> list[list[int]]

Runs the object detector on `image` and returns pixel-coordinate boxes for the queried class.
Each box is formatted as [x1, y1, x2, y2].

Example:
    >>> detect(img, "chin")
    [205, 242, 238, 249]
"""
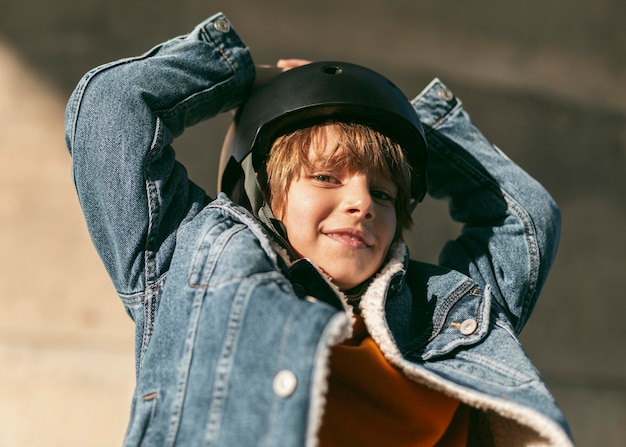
[330, 274, 368, 291]
[317, 261, 376, 291]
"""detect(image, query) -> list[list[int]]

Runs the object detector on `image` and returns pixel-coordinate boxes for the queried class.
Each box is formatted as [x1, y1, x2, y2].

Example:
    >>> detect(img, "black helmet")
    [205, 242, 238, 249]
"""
[218, 61, 427, 212]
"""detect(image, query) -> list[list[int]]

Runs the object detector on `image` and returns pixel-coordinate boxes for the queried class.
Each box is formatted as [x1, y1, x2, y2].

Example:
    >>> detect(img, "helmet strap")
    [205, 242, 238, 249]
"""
[241, 155, 264, 216]
[258, 203, 301, 262]
[240, 155, 301, 261]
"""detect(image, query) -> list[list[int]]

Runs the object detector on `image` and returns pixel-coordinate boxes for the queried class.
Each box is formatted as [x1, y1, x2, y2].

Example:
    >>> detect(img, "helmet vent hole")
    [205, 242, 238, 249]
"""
[322, 65, 343, 75]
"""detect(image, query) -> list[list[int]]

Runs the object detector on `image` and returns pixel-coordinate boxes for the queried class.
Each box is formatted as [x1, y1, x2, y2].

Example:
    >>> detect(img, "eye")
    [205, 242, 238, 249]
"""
[371, 189, 396, 204]
[311, 173, 339, 184]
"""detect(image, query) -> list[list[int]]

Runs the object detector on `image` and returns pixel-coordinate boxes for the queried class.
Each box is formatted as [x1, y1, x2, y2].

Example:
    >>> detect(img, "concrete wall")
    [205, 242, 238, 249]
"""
[1, 1, 624, 445]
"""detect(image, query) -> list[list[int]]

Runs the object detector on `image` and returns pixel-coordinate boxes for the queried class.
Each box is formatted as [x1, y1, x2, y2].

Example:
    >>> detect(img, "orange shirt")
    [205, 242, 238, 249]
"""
[318, 314, 469, 446]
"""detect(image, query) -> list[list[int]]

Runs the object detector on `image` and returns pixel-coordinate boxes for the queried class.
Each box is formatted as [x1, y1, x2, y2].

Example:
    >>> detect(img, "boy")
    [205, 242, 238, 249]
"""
[65, 12, 573, 447]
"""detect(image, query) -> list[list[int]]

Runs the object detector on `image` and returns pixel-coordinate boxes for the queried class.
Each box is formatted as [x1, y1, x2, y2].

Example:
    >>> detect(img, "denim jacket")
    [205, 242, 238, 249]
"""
[65, 12, 573, 447]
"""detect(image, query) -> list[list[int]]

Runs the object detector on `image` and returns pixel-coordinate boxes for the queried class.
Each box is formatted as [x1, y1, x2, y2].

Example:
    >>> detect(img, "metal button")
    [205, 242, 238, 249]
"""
[459, 318, 478, 335]
[214, 19, 231, 33]
[438, 87, 454, 101]
[273, 370, 297, 397]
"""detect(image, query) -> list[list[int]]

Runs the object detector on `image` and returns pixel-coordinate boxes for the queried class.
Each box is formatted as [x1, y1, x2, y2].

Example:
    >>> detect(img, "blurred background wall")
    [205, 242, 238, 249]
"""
[1, 0, 624, 445]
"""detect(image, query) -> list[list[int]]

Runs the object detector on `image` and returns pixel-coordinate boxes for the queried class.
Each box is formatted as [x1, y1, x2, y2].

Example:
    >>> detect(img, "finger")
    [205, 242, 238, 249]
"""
[276, 59, 312, 70]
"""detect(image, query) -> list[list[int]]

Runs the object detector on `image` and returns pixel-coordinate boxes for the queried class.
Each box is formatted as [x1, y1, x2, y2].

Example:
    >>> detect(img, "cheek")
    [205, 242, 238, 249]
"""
[285, 198, 322, 231]
[378, 208, 398, 246]
[282, 183, 323, 220]
[278, 187, 310, 229]
[271, 188, 294, 221]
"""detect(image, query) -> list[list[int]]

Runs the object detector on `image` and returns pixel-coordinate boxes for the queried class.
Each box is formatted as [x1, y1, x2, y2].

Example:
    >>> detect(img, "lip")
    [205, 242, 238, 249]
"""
[324, 228, 374, 249]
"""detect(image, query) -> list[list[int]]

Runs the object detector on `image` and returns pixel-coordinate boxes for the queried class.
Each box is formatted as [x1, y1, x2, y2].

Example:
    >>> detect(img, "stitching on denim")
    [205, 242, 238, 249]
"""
[67, 41, 167, 149]
[410, 78, 441, 105]
[190, 270, 286, 292]
[119, 290, 146, 306]
[199, 17, 236, 70]
[426, 130, 540, 333]
[138, 117, 166, 367]
[430, 278, 475, 339]
[424, 286, 491, 358]
[216, 46, 235, 71]
[164, 281, 208, 446]
[431, 100, 465, 129]
[156, 23, 238, 122]
[471, 287, 485, 335]
[188, 224, 248, 288]
[501, 191, 540, 332]
[455, 350, 537, 387]
[208, 198, 280, 266]
[494, 316, 520, 342]
[202, 276, 257, 446]
[260, 290, 299, 447]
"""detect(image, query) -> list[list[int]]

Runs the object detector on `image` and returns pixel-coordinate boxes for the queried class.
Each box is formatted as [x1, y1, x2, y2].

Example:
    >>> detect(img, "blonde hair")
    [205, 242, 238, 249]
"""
[262, 122, 413, 235]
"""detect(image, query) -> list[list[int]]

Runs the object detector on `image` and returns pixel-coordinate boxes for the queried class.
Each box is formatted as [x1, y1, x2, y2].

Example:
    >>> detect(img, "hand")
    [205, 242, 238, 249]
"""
[254, 59, 312, 88]
[276, 59, 312, 71]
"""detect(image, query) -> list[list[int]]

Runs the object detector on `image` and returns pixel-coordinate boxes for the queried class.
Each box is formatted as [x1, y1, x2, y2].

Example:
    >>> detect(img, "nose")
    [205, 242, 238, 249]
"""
[343, 175, 375, 220]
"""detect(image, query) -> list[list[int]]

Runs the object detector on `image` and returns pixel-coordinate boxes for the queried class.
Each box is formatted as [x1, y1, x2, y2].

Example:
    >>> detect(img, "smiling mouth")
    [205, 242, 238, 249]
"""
[325, 229, 373, 248]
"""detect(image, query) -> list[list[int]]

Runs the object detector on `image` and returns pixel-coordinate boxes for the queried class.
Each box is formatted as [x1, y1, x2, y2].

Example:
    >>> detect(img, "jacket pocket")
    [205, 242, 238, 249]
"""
[420, 284, 492, 361]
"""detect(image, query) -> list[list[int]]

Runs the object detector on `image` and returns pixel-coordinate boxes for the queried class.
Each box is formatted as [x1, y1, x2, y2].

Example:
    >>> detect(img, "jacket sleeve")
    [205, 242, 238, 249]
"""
[64, 13, 255, 296]
[412, 79, 561, 333]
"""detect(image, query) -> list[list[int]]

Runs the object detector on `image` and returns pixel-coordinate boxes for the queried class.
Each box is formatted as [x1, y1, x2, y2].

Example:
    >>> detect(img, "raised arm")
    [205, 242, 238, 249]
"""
[412, 79, 561, 333]
[65, 13, 255, 296]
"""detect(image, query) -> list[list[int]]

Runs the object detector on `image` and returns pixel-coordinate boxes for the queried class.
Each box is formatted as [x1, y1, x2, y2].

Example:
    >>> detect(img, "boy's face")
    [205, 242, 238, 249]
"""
[274, 128, 398, 291]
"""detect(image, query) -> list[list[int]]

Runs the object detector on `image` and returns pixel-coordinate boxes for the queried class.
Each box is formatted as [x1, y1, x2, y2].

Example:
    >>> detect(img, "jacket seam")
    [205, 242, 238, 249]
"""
[425, 129, 541, 332]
